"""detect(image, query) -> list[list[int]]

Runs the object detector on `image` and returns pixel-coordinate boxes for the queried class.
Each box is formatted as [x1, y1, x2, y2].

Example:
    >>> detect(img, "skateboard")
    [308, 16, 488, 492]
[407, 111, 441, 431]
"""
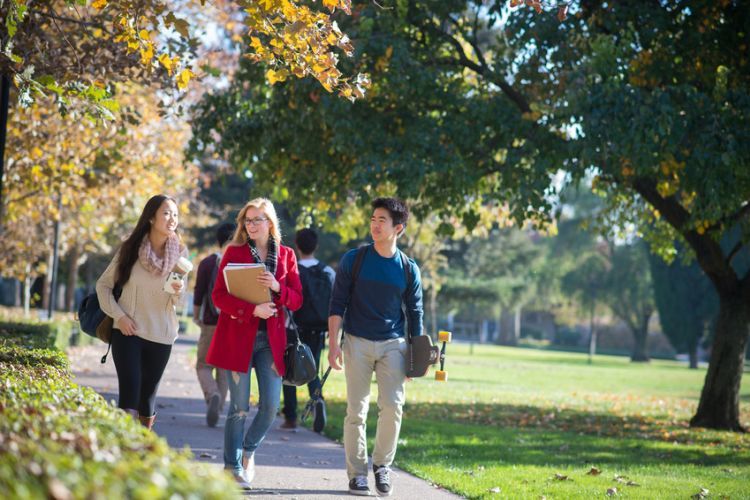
[406, 330, 451, 381]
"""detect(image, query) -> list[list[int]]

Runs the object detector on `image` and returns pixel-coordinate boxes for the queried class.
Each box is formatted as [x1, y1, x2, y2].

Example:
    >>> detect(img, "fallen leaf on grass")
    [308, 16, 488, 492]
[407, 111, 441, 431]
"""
[559, 444, 570, 451]
[488, 487, 501, 494]
[554, 473, 569, 481]
[606, 487, 618, 496]
[613, 474, 629, 483]
[626, 481, 640, 487]
[587, 467, 601, 476]
[691, 488, 710, 500]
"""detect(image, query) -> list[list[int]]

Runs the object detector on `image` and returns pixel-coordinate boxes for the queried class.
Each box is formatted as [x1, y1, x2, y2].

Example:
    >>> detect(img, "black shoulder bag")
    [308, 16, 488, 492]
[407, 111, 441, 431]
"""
[282, 312, 318, 386]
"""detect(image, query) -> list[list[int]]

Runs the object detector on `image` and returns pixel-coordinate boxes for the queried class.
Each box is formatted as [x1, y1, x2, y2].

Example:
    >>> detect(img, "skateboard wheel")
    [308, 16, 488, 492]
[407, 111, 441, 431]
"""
[438, 331, 452, 343]
[435, 370, 447, 382]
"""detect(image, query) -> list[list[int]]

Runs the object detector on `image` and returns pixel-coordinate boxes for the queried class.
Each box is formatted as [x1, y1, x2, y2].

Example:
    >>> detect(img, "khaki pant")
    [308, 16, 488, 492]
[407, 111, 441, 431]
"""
[343, 335, 407, 479]
[197, 324, 228, 406]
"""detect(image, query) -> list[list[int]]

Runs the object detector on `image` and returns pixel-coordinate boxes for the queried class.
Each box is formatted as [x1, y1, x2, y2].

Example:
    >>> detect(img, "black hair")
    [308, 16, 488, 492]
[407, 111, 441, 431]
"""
[216, 222, 236, 247]
[295, 228, 318, 255]
[371, 197, 409, 228]
[116, 194, 177, 287]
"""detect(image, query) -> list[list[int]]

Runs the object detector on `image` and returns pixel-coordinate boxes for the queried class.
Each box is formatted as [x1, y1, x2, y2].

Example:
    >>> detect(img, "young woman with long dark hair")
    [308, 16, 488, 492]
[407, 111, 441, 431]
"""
[96, 194, 189, 429]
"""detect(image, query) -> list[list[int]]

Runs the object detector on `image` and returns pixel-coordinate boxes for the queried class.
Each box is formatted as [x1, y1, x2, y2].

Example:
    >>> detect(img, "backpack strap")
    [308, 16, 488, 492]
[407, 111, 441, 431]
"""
[349, 244, 370, 297]
[398, 250, 415, 341]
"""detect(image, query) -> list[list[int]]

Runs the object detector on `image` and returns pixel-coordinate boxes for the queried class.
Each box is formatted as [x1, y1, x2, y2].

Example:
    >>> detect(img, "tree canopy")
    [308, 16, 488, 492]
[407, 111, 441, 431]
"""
[191, 0, 750, 430]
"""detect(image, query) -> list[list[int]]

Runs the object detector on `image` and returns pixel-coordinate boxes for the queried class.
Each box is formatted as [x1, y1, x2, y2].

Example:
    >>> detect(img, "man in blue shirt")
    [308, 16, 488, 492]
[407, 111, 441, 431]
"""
[328, 197, 423, 497]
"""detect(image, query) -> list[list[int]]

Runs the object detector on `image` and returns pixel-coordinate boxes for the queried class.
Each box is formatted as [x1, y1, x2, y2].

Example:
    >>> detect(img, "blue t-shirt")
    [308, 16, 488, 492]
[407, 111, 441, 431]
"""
[329, 245, 424, 341]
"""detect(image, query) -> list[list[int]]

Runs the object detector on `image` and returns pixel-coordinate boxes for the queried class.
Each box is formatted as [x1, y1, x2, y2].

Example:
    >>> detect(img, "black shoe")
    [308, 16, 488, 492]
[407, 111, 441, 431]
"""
[373, 465, 392, 497]
[348, 476, 370, 496]
[313, 399, 326, 433]
[207, 393, 221, 427]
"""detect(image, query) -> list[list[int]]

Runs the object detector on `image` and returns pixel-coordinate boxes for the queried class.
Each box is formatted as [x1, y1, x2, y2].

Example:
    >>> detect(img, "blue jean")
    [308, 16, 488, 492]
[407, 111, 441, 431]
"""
[223, 331, 282, 473]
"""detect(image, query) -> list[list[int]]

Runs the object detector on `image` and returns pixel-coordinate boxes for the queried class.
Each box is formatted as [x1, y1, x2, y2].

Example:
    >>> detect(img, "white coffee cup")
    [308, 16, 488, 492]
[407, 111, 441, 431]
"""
[164, 257, 193, 293]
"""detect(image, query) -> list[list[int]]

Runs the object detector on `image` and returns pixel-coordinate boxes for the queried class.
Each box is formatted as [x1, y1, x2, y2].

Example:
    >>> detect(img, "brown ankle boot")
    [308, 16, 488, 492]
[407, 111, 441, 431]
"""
[139, 414, 156, 430]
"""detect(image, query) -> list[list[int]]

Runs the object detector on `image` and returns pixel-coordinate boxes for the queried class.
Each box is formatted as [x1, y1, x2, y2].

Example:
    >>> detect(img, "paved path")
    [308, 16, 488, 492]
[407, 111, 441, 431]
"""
[69, 332, 461, 499]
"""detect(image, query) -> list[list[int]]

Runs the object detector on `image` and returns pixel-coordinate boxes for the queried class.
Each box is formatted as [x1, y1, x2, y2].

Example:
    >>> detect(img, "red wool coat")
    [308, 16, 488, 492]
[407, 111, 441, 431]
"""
[206, 243, 302, 374]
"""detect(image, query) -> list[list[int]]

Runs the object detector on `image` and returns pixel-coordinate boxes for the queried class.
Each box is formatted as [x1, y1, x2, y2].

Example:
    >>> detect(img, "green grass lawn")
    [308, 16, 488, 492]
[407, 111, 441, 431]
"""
[303, 343, 750, 499]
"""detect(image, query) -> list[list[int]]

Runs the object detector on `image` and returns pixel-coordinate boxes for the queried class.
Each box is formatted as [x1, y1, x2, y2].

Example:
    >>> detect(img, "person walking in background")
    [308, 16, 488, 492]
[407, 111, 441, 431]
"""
[328, 197, 424, 497]
[96, 194, 189, 430]
[281, 228, 335, 432]
[206, 198, 302, 489]
[192, 222, 235, 427]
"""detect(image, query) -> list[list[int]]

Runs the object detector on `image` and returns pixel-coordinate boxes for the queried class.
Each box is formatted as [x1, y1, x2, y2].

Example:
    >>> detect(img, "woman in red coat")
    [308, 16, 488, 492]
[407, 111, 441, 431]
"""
[206, 198, 302, 488]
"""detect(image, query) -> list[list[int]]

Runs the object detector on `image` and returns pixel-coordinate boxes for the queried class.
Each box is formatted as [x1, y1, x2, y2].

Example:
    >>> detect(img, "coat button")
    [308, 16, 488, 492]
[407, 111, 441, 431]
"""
[238, 318, 243, 324]
[237, 308, 244, 316]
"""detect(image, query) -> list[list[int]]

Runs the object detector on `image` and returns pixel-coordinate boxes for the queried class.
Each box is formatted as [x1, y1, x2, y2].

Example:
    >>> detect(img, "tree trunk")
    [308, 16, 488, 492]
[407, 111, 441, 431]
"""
[500, 308, 517, 346]
[23, 274, 31, 317]
[495, 309, 502, 345]
[688, 337, 699, 369]
[689, 294, 750, 431]
[65, 244, 80, 311]
[429, 285, 437, 338]
[588, 304, 597, 364]
[513, 306, 522, 344]
[41, 251, 53, 313]
[630, 313, 651, 362]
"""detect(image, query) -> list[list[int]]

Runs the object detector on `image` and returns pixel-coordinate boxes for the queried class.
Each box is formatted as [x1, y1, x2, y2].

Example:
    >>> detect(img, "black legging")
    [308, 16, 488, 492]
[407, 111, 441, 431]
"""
[111, 329, 172, 417]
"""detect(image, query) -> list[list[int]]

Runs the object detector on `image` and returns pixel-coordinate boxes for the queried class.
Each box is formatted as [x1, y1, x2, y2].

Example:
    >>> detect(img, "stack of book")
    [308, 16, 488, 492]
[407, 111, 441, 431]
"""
[223, 263, 271, 304]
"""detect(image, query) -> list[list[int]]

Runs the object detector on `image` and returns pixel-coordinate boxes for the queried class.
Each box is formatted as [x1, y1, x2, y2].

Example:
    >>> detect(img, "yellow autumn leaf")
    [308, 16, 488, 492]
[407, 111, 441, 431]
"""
[140, 43, 154, 65]
[322, 0, 339, 11]
[176, 69, 195, 90]
[158, 53, 175, 75]
[91, 0, 107, 10]
[266, 68, 289, 84]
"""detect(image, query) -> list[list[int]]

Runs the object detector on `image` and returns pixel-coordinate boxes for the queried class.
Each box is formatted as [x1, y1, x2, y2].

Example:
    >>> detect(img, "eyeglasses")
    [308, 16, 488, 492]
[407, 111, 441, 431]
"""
[244, 217, 268, 226]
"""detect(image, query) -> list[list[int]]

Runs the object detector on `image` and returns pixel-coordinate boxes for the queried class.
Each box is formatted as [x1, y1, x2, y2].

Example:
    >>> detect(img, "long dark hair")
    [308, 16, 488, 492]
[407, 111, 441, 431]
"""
[115, 195, 177, 287]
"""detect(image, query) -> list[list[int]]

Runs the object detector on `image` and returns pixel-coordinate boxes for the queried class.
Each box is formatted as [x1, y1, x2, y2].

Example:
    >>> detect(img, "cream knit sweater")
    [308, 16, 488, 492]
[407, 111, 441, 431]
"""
[96, 247, 188, 345]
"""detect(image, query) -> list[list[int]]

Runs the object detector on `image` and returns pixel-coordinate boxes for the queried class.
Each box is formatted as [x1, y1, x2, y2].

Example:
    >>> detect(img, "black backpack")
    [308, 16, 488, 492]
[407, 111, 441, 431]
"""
[77, 284, 121, 364]
[294, 262, 332, 330]
[200, 253, 221, 322]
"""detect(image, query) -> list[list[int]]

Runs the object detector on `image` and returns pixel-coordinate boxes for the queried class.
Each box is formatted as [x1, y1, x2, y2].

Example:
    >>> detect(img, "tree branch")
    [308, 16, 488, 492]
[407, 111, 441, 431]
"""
[427, 19, 532, 114]
[710, 202, 750, 233]
[29, 9, 109, 31]
[726, 241, 745, 265]
[632, 177, 739, 295]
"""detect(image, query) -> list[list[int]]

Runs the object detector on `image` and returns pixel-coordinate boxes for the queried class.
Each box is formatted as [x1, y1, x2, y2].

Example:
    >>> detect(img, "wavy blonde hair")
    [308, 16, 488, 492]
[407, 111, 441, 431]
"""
[231, 198, 282, 245]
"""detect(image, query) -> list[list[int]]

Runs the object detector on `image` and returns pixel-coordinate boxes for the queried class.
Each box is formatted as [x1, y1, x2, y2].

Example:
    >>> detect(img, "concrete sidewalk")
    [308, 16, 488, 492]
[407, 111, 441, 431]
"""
[69, 332, 461, 499]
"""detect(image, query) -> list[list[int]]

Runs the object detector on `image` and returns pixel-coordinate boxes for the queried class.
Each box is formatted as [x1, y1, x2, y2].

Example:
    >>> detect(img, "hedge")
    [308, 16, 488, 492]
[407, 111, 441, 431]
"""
[0, 334, 237, 498]
[0, 319, 99, 350]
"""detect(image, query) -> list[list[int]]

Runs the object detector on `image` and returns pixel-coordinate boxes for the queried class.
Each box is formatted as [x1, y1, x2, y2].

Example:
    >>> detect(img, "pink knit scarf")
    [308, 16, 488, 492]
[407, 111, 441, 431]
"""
[138, 234, 181, 277]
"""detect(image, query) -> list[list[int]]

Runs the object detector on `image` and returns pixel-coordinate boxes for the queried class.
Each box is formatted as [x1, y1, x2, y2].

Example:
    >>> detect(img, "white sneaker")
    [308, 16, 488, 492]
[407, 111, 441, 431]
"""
[242, 451, 255, 484]
[232, 470, 252, 489]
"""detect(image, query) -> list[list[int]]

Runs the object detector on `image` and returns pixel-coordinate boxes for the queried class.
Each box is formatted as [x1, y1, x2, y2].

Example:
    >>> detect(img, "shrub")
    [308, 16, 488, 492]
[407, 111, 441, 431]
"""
[0, 344, 236, 498]
[554, 327, 582, 346]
